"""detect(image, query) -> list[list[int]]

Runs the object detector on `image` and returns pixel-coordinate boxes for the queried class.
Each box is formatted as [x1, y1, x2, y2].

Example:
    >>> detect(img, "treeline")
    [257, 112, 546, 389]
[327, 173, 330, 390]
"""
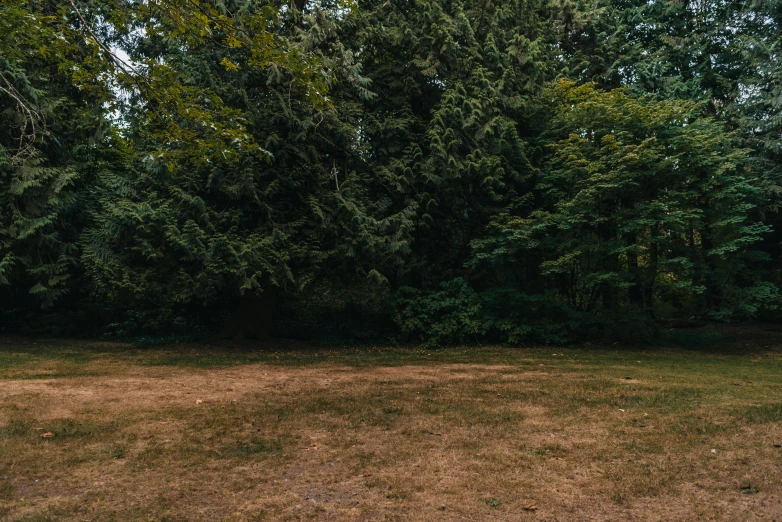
[1, 0, 781, 344]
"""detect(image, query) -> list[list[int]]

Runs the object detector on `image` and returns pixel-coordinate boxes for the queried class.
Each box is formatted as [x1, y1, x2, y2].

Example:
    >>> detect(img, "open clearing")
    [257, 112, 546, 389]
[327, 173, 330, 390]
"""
[1, 333, 781, 521]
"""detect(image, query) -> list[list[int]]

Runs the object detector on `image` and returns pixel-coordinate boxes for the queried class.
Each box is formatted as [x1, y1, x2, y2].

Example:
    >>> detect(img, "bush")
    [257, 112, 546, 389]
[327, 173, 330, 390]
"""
[393, 279, 486, 346]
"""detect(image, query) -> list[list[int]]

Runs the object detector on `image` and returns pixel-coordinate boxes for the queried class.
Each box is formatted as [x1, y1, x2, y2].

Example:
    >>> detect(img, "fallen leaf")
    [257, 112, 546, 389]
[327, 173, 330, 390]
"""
[40, 432, 54, 438]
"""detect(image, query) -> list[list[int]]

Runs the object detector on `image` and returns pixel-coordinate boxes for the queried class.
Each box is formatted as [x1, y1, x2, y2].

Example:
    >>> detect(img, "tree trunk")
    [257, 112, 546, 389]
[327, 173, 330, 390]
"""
[627, 232, 643, 307]
[688, 224, 704, 315]
[599, 218, 619, 312]
[701, 223, 719, 312]
[644, 225, 658, 316]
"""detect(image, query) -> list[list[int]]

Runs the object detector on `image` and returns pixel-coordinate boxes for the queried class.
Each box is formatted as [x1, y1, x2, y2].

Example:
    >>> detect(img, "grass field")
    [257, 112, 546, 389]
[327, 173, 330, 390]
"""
[1, 331, 781, 521]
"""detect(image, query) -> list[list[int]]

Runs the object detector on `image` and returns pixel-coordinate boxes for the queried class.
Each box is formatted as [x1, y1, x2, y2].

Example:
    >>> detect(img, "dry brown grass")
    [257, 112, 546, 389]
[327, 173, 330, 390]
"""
[1, 335, 781, 521]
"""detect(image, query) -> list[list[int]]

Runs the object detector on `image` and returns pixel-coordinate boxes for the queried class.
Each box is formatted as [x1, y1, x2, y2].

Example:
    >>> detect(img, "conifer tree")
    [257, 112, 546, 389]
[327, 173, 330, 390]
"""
[355, 0, 549, 288]
[0, 1, 110, 312]
[81, 0, 417, 337]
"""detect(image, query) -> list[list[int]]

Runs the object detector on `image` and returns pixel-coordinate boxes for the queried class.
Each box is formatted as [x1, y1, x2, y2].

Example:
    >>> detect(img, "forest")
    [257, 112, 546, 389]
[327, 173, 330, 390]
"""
[2, 0, 782, 344]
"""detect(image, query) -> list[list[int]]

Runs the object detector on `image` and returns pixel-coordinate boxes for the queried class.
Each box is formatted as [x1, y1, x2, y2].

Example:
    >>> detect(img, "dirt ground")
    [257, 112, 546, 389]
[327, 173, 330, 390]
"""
[0, 338, 781, 520]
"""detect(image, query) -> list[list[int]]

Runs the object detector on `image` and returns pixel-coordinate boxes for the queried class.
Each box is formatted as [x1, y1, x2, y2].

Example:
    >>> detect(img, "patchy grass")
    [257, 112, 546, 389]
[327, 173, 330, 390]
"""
[0, 335, 781, 520]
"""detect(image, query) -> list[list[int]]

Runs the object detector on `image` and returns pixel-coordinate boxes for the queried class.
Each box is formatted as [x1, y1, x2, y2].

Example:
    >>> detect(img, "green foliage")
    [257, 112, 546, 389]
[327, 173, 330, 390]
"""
[393, 279, 660, 345]
[394, 279, 485, 346]
[2, 0, 781, 343]
[451, 81, 778, 344]
[0, 1, 108, 309]
[80, 0, 415, 320]
[353, 0, 547, 286]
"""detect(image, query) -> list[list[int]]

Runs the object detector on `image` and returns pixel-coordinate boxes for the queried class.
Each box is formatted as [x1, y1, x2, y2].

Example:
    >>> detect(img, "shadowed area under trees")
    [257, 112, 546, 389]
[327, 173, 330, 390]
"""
[2, 0, 782, 343]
